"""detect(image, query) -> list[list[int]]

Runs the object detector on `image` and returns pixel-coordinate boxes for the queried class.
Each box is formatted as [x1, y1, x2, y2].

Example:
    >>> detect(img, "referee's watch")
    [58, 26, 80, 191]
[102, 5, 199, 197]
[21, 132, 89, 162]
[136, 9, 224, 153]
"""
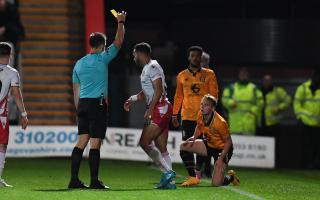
[21, 112, 28, 118]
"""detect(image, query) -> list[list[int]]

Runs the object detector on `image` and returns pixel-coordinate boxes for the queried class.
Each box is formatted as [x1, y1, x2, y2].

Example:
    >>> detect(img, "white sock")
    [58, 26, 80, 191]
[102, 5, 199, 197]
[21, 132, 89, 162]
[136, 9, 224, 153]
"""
[162, 151, 172, 170]
[146, 145, 171, 173]
[0, 151, 5, 179]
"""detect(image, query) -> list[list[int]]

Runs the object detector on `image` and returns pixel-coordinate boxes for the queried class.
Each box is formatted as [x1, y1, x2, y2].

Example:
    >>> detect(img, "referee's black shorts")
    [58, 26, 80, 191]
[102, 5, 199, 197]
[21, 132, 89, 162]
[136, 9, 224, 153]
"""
[77, 98, 107, 139]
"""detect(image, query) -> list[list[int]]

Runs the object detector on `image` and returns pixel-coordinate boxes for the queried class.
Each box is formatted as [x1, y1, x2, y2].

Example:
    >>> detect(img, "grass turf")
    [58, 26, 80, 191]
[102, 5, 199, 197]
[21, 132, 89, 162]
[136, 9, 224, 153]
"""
[0, 158, 320, 200]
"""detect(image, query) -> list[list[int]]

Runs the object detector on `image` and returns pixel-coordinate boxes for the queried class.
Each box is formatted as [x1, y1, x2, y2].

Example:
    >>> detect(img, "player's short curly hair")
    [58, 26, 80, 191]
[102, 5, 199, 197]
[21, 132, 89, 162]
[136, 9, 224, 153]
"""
[134, 42, 152, 56]
[0, 42, 12, 57]
[202, 94, 217, 108]
[89, 32, 107, 48]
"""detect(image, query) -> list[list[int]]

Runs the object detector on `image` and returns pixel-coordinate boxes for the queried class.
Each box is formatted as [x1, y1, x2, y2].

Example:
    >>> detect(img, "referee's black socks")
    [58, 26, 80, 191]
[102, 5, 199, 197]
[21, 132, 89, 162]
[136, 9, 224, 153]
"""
[180, 150, 196, 177]
[89, 149, 100, 181]
[71, 147, 84, 180]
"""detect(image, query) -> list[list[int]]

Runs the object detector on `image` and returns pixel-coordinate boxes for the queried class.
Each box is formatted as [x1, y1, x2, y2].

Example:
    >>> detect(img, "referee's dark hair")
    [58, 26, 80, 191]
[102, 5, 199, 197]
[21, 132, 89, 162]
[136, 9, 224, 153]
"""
[188, 46, 203, 55]
[0, 42, 12, 57]
[89, 32, 107, 48]
[134, 42, 152, 56]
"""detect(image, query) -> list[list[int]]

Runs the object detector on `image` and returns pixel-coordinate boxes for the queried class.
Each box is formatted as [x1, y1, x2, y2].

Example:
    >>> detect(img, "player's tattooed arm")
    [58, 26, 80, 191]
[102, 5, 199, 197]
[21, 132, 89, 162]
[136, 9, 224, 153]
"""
[11, 86, 28, 130]
[73, 83, 80, 110]
[113, 11, 126, 49]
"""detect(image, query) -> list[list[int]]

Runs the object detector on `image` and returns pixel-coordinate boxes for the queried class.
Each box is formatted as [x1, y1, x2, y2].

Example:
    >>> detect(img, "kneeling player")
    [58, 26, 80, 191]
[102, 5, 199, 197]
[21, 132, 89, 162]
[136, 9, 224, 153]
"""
[180, 94, 240, 187]
[124, 42, 176, 189]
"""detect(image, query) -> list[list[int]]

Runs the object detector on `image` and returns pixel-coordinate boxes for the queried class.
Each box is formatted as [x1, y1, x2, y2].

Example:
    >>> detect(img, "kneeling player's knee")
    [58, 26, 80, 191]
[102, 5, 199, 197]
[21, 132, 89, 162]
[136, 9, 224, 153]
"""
[211, 179, 223, 187]
[211, 175, 223, 187]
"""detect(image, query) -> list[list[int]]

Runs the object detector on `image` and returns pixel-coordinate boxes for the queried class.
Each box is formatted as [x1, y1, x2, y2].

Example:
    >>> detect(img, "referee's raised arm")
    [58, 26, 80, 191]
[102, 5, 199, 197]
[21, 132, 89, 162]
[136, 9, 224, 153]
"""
[113, 11, 126, 49]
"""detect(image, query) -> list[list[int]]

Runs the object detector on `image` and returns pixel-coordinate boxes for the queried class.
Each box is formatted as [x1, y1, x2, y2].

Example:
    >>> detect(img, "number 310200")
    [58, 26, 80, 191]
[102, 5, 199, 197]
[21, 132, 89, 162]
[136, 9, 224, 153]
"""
[14, 131, 78, 144]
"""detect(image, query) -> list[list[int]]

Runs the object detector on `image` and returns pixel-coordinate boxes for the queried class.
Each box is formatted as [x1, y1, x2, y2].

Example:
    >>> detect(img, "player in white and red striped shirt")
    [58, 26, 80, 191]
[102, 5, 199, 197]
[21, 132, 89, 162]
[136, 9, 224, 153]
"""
[0, 42, 28, 187]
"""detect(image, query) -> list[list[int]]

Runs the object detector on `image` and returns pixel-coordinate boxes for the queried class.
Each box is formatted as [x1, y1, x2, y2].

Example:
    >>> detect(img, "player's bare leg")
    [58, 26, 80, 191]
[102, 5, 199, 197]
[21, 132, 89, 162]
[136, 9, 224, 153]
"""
[211, 161, 226, 186]
[154, 131, 176, 189]
[68, 134, 90, 189]
[76, 134, 90, 149]
[211, 162, 240, 187]
[180, 140, 207, 186]
[0, 144, 11, 187]
[140, 124, 170, 172]
[140, 124, 176, 188]
[155, 132, 172, 170]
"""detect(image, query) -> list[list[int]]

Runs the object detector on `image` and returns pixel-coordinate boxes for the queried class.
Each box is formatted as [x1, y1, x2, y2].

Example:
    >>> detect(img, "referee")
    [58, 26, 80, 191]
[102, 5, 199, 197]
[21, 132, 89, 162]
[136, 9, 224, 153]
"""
[68, 11, 126, 189]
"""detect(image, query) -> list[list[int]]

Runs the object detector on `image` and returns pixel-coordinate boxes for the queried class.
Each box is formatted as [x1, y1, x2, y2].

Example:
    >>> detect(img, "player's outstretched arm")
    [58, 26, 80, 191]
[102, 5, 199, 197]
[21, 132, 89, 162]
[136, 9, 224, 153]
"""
[113, 11, 126, 49]
[11, 86, 28, 130]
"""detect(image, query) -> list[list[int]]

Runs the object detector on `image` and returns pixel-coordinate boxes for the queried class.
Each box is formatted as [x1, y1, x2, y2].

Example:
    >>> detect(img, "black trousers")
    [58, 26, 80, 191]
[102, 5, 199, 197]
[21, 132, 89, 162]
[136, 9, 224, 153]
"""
[299, 123, 320, 169]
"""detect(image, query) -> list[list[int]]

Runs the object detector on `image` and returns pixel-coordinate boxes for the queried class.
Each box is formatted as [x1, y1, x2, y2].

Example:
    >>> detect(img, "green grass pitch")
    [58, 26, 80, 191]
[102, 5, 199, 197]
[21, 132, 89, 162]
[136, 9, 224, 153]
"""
[0, 158, 320, 200]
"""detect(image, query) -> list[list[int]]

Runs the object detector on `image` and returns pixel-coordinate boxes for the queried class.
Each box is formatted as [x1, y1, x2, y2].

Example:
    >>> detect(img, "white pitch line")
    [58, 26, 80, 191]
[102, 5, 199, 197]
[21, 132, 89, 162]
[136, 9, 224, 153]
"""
[149, 165, 265, 200]
[197, 178, 265, 200]
[221, 186, 265, 200]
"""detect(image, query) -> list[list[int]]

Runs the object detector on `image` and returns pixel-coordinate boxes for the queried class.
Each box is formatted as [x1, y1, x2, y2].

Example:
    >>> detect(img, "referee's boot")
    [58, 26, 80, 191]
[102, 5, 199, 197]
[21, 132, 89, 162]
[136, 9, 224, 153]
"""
[68, 178, 88, 189]
[90, 179, 110, 189]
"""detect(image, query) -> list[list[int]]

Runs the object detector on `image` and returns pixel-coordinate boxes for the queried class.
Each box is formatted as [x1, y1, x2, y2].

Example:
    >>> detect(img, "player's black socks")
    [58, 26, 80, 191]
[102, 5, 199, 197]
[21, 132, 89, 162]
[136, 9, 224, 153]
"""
[70, 147, 84, 180]
[89, 149, 100, 181]
[204, 156, 212, 177]
[195, 155, 206, 171]
[223, 175, 234, 185]
[180, 150, 196, 177]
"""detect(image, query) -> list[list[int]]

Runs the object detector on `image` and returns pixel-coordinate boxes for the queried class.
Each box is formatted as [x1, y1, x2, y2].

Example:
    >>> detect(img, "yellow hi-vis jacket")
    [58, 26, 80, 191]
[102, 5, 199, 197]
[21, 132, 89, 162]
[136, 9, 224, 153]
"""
[294, 80, 320, 127]
[222, 82, 264, 135]
[264, 87, 291, 126]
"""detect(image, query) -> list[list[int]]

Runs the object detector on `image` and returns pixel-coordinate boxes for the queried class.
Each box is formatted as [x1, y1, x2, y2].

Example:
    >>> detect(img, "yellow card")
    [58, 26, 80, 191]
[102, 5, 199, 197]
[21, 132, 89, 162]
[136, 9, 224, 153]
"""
[110, 9, 118, 18]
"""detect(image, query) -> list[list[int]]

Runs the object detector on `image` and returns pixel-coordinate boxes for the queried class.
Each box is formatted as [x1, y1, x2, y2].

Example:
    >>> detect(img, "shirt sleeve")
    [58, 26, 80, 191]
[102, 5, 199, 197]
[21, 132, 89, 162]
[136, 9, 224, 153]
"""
[173, 73, 184, 115]
[102, 43, 119, 64]
[149, 65, 163, 82]
[218, 120, 230, 138]
[72, 62, 80, 84]
[208, 70, 219, 99]
[10, 70, 20, 87]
